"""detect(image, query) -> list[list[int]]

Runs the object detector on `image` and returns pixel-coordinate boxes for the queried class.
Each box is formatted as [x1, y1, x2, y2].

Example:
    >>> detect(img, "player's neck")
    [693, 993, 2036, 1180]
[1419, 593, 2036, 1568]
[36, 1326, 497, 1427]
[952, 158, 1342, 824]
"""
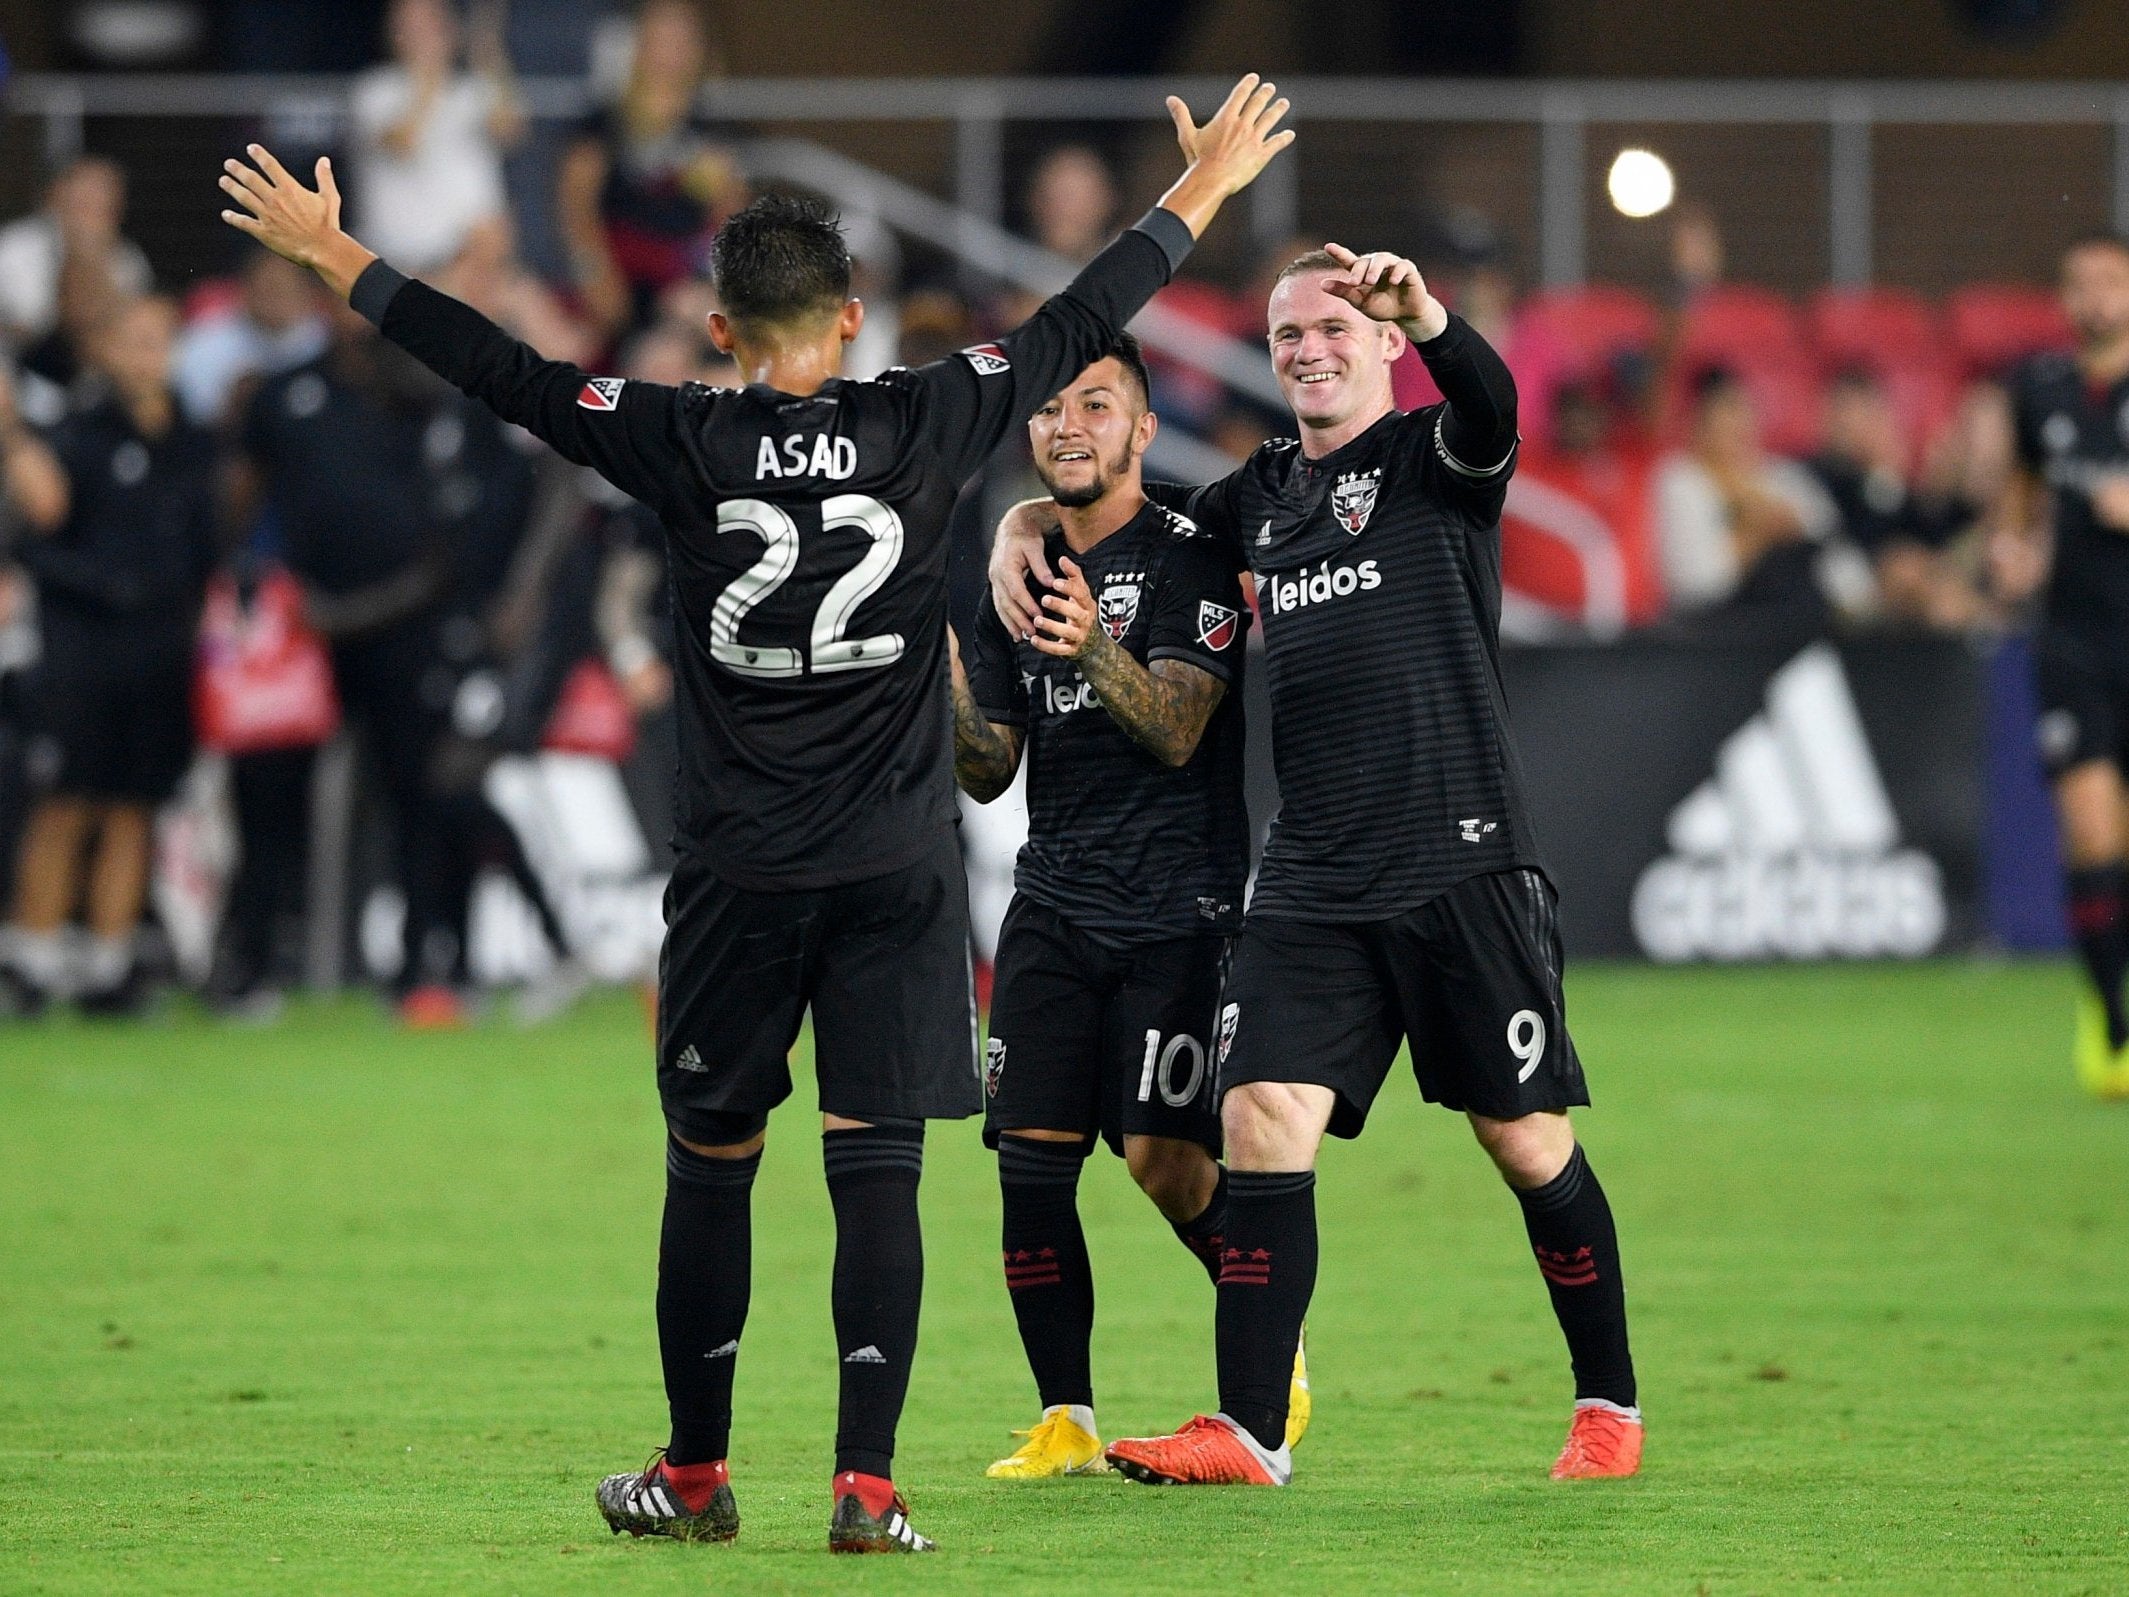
[2079, 331, 2129, 388]
[1056, 484, 1147, 553]
[1297, 396, 1396, 460]
[730, 331, 845, 398]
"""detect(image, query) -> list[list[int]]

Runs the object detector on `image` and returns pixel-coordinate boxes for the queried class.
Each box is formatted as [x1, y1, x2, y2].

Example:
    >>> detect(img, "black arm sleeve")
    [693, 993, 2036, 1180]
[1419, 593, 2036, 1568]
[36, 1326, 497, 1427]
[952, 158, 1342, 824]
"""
[351, 261, 682, 515]
[1417, 312, 1518, 482]
[910, 208, 1194, 484]
[965, 596, 1027, 727]
[1145, 474, 1248, 559]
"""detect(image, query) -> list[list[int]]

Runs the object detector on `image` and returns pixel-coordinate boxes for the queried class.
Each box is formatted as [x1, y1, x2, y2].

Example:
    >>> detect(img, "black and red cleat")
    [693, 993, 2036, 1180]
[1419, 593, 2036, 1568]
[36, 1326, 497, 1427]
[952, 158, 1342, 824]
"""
[595, 1451, 739, 1542]
[828, 1470, 936, 1553]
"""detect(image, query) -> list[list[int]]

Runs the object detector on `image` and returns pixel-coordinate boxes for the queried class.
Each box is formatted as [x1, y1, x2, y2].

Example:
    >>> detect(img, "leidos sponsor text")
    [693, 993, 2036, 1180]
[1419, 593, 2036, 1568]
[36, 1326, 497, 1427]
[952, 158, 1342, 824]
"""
[1264, 558, 1381, 615]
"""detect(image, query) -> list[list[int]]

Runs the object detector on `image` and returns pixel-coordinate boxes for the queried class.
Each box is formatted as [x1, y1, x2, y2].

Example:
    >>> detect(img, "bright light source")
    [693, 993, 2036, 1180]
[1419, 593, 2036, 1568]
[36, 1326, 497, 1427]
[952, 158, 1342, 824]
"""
[1607, 148, 1676, 219]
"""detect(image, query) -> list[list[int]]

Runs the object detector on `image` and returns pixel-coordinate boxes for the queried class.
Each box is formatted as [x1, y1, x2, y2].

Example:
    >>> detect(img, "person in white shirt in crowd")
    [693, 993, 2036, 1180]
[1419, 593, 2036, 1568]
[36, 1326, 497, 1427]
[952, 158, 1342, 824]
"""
[1656, 366, 1870, 625]
[0, 157, 152, 358]
[171, 248, 330, 429]
[348, 0, 526, 275]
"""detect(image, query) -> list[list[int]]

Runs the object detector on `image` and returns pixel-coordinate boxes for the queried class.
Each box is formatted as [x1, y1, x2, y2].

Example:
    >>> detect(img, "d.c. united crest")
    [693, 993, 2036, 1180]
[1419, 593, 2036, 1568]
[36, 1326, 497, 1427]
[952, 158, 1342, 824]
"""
[984, 1038, 1007, 1097]
[1098, 581, 1142, 641]
[1216, 1002, 1240, 1066]
[1331, 467, 1381, 534]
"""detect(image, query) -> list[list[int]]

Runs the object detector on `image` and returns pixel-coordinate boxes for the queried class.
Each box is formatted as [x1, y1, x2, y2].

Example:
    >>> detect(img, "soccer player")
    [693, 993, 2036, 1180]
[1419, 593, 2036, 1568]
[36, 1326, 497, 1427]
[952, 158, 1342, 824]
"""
[951, 334, 1305, 1478]
[993, 244, 1641, 1486]
[217, 75, 1292, 1551]
[2009, 233, 2129, 1099]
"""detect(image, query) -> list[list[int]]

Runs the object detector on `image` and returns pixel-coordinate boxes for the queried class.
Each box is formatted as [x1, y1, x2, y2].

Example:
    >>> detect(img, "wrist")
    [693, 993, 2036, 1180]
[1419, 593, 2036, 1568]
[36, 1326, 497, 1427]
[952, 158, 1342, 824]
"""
[314, 234, 380, 301]
[1403, 299, 1451, 344]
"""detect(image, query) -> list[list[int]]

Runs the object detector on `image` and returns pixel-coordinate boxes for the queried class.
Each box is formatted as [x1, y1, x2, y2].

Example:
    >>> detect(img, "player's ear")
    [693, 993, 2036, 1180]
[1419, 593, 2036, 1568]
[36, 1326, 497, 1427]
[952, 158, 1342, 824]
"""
[706, 312, 736, 355]
[1381, 319, 1408, 364]
[1133, 405, 1158, 459]
[838, 298, 865, 345]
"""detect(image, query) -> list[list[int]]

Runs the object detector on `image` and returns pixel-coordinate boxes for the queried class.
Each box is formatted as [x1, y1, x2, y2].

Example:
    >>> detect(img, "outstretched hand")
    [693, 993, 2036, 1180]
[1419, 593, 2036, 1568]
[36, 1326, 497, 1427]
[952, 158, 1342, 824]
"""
[1157, 75, 1294, 239]
[219, 145, 376, 300]
[1320, 242, 1448, 341]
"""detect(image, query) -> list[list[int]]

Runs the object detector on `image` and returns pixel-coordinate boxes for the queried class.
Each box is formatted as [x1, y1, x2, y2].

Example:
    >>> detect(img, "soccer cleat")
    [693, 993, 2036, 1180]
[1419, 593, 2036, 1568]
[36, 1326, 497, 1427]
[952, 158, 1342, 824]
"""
[398, 983, 467, 1030]
[828, 1471, 936, 1552]
[596, 1451, 740, 1542]
[1284, 1327, 1311, 1449]
[1105, 1413, 1290, 1486]
[986, 1405, 1107, 1478]
[2073, 995, 2129, 1100]
[1551, 1402, 1644, 1480]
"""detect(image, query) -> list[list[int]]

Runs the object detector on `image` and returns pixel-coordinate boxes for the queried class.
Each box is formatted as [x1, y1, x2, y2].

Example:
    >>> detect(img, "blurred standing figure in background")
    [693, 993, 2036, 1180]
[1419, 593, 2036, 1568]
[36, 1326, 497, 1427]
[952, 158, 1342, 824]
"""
[0, 299, 219, 1017]
[556, 0, 748, 342]
[0, 158, 155, 396]
[348, 0, 526, 275]
[2006, 233, 2129, 1098]
[172, 248, 330, 429]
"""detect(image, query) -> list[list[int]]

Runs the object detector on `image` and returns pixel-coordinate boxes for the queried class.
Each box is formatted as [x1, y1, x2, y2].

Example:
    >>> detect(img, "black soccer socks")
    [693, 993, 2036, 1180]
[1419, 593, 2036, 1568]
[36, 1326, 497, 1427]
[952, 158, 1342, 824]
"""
[1170, 1164, 1230, 1286]
[1215, 1169, 1317, 1451]
[823, 1123, 927, 1480]
[659, 1135, 761, 1465]
[1514, 1145, 1637, 1410]
[996, 1134, 1097, 1410]
[2068, 864, 2129, 1048]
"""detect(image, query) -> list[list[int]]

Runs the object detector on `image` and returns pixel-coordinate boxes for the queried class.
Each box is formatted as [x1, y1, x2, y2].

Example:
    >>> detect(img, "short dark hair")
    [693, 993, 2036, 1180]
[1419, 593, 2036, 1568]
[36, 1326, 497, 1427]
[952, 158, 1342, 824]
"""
[1101, 330, 1152, 410]
[2063, 230, 2129, 265]
[709, 193, 851, 326]
[1274, 249, 1341, 286]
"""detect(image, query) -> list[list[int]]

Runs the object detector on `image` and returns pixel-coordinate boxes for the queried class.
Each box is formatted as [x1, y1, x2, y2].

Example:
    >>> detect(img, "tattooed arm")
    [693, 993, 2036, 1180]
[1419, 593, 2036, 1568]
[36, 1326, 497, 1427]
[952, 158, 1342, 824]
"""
[949, 626, 1024, 802]
[1033, 556, 1227, 767]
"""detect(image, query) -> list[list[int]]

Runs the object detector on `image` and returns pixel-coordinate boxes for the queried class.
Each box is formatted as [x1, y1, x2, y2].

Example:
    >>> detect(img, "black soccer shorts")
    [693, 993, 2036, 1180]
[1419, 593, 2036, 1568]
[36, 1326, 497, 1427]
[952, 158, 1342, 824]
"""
[31, 647, 195, 805]
[655, 825, 981, 1145]
[1218, 867, 1588, 1137]
[983, 895, 1224, 1157]
[2033, 629, 2129, 779]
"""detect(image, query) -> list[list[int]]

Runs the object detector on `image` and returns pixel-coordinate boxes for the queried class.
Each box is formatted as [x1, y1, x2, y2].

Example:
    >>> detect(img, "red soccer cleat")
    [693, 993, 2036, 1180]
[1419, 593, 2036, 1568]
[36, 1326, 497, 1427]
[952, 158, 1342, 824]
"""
[1551, 1402, 1644, 1479]
[1104, 1414, 1290, 1486]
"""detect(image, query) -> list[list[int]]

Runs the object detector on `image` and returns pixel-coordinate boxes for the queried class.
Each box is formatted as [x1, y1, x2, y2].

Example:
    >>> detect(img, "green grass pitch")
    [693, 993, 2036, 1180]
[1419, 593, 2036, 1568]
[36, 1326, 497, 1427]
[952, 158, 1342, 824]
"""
[3, 961, 2126, 1594]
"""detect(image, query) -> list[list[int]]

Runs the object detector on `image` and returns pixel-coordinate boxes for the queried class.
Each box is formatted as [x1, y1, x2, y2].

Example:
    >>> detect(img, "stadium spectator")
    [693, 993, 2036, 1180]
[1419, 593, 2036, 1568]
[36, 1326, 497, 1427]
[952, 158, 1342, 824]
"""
[0, 298, 219, 1016]
[1510, 377, 1665, 628]
[555, 0, 748, 340]
[1808, 367, 1986, 631]
[236, 303, 458, 1017]
[0, 158, 154, 393]
[1026, 145, 1120, 266]
[171, 248, 329, 428]
[348, 0, 526, 275]
[1655, 366, 1867, 626]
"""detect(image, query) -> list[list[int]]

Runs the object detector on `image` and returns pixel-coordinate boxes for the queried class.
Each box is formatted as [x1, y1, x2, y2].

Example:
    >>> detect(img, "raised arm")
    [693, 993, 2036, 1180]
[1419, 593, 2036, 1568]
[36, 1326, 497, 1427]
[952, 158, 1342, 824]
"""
[219, 144, 680, 514]
[1320, 241, 1517, 478]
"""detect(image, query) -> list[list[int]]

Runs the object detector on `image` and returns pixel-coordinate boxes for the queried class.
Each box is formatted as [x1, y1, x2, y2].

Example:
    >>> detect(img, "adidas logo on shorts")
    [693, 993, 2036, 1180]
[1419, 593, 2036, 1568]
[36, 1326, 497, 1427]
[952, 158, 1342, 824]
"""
[674, 1045, 706, 1073]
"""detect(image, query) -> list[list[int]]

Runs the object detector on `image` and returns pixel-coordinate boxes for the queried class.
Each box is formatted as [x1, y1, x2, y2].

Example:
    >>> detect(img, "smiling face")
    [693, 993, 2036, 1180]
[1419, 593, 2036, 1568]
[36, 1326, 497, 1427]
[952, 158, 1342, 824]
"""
[1267, 269, 1402, 435]
[1030, 354, 1154, 509]
[2062, 239, 2129, 351]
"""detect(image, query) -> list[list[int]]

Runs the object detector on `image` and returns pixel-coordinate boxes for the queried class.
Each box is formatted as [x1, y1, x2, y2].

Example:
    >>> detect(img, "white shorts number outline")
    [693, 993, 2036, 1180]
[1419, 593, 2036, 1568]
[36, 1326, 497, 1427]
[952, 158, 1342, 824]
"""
[1507, 1008, 1547, 1085]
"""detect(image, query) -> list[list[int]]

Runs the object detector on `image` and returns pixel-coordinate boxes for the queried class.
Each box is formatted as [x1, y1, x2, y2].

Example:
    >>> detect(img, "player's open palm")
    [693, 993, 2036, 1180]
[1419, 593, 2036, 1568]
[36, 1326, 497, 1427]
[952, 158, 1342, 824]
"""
[1168, 75, 1294, 198]
[219, 145, 346, 271]
[1320, 242, 1440, 332]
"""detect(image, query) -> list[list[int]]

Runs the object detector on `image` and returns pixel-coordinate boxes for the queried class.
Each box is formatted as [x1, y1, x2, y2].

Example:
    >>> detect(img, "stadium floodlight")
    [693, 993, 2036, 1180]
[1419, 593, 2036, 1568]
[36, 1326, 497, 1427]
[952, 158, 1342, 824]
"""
[1606, 148, 1675, 219]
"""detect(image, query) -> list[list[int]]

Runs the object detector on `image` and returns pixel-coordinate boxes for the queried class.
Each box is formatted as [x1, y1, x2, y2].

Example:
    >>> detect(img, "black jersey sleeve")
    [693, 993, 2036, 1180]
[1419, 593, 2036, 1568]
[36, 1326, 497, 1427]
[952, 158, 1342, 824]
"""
[2007, 358, 2049, 472]
[1145, 532, 1250, 684]
[1145, 472, 1248, 557]
[965, 592, 1028, 727]
[350, 261, 683, 516]
[904, 208, 1194, 484]
[1414, 311, 1519, 513]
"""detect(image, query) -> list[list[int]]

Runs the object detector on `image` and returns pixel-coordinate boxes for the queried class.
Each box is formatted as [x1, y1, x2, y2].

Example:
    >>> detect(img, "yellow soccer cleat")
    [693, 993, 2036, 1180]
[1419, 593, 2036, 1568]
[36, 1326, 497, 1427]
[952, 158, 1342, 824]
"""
[2074, 995, 2129, 1101]
[985, 1406, 1107, 1479]
[1284, 1327, 1311, 1449]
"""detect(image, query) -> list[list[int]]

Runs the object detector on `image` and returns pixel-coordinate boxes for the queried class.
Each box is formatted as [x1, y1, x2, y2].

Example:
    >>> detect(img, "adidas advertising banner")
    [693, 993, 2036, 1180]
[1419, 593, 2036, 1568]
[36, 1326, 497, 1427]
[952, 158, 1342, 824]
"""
[1499, 638, 1984, 962]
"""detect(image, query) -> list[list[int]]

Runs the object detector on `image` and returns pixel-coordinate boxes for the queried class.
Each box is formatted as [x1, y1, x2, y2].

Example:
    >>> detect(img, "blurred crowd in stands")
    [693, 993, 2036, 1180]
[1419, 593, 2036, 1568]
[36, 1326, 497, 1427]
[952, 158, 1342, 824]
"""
[0, 0, 2088, 1021]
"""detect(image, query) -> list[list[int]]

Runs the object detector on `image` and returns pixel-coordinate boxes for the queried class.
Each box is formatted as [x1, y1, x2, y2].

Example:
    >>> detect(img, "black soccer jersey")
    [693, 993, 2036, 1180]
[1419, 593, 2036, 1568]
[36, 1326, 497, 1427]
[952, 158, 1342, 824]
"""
[966, 502, 1250, 943]
[1155, 313, 1542, 922]
[351, 209, 1194, 891]
[2010, 352, 2129, 641]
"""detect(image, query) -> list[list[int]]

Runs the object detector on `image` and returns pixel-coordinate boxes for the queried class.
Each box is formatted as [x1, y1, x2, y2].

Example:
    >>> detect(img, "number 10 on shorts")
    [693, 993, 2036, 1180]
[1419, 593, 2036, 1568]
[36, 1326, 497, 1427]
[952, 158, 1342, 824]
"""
[1137, 1030, 1208, 1108]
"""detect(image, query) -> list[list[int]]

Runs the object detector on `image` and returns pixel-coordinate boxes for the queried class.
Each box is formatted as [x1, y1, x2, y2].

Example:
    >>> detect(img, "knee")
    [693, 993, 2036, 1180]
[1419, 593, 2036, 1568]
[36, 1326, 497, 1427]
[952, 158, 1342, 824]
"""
[1469, 1110, 1575, 1189]
[1221, 1081, 1322, 1171]
[1124, 1137, 1214, 1219]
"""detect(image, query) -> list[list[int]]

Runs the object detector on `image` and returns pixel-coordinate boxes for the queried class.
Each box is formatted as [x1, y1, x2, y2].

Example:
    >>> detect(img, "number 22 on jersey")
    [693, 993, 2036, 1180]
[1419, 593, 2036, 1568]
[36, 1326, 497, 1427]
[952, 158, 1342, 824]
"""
[711, 494, 906, 679]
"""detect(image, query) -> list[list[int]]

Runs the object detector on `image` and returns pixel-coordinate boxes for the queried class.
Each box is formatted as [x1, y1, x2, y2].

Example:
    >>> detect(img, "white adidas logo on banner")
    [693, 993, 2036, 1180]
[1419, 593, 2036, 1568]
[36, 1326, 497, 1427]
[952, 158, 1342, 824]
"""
[1631, 644, 1946, 961]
